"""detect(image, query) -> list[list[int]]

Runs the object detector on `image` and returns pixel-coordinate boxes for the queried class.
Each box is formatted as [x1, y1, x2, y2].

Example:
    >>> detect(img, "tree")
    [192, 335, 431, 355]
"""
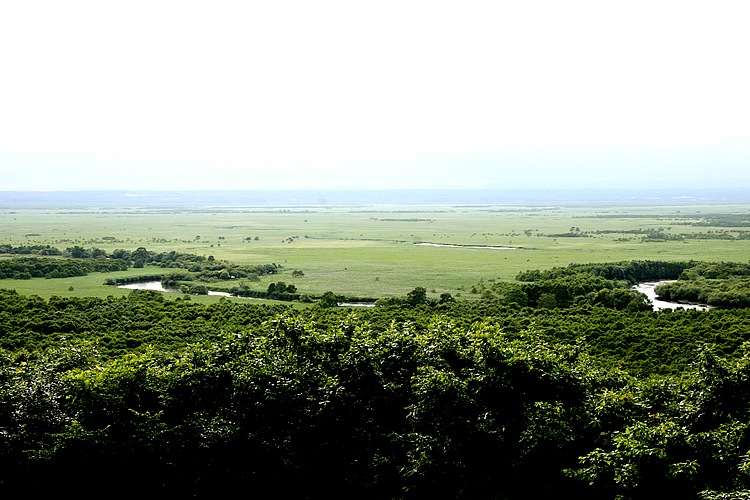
[131, 247, 151, 264]
[112, 249, 130, 260]
[68, 246, 88, 258]
[503, 287, 529, 307]
[188, 284, 208, 295]
[439, 292, 455, 304]
[406, 287, 428, 306]
[317, 291, 339, 308]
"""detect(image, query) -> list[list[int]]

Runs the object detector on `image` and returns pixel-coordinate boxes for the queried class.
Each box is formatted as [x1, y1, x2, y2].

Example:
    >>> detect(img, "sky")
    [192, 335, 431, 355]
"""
[1, 0, 749, 191]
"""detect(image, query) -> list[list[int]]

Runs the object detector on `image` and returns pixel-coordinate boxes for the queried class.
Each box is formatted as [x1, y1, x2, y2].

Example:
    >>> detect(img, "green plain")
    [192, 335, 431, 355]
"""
[2, 202, 750, 301]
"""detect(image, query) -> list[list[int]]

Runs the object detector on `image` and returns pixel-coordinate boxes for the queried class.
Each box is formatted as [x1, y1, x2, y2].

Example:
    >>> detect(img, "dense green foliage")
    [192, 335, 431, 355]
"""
[516, 260, 695, 284]
[0, 289, 289, 357]
[3, 258, 750, 497]
[654, 262, 750, 308]
[657, 278, 750, 308]
[0, 255, 127, 279]
[0, 243, 62, 255]
[118, 247, 279, 281]
[1, 318, 594, 497]
[458, 260, 697, 311]
[479, 275, 650, 310]
[2, 302, 750, 498]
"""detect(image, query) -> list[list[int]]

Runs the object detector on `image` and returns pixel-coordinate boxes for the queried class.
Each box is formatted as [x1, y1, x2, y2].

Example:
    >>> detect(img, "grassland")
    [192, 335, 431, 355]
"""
[2, 201, 750, 300]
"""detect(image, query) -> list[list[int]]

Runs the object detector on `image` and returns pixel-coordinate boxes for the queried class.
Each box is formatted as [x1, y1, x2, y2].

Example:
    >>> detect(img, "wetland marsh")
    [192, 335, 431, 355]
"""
[2, 192, 750, 301]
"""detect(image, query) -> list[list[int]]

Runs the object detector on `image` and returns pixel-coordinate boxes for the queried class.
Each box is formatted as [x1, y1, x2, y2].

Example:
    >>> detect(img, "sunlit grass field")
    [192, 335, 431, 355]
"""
[2, 202, 750, 300]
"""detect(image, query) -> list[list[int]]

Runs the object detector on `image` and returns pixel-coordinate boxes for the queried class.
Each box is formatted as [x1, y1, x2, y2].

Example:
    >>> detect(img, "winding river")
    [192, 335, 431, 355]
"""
[117, 281, 232, 297]
[119, 280, 708, 311]
[118, 281, 377, 306]
[631, 281, 710, 311]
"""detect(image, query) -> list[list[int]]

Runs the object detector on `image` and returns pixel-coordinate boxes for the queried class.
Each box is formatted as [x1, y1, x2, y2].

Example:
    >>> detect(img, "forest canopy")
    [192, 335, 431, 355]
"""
[2, 257, 750, 498]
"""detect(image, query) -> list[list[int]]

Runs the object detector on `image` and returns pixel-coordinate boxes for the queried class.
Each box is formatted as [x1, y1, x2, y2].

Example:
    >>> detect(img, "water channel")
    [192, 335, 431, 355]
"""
[117, 281, 232, 297]
[119, 281, 708, 311]
[631, 281, 710, 311]
[117, 281, 376, 306]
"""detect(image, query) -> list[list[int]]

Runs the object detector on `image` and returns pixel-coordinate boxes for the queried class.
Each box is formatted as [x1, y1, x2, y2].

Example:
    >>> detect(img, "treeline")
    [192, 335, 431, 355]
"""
[0, 243, 62, 255]
[516, 260, 694, 284]
[3, 309, 750, 498]
[657, 278, 750, 308]
[693, 214, 750, 227]
[0, 256, 127, 279]
[484, 260, 750, 311]
[653, 262, 750, 308]
[113, 248, 278, 281]
[0, 245, 279, 283]
[104, 274, 166, 286]
[375, 286, 454, 308]
[480, 276, 651, 310]
[229, 281, 300, 301]
[680, 261, 750, 280]
[471, 260, 686, 311]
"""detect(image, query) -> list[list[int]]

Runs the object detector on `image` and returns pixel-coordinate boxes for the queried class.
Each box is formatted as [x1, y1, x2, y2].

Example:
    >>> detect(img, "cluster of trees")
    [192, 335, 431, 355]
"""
[0, 245, 281, 298]
[103, 274, 165, 286]
[179, 283, 209, 295]
[693, 214, 750, 227]
[266, 281, 297, 294]
[657, 280, 750, 308]
[680, 231, 750, 241]
[479, 276, 650, 311]
[654, 261, 750, 308]
[541, 226, 590, 238]
[516, 260, 694, 284]
[376, 286, 455, 308]
[0, 244, 62, 255]
[492, 260, 750, 311]
[66, 245, 109, 258]
[110, 248, 279, 281]
[680, 262, 750, 280]
[0, 256, 126, 280]
[228, 282, 300, 301]
[2, 245, 279, 284]
[534, 227, 750, 242]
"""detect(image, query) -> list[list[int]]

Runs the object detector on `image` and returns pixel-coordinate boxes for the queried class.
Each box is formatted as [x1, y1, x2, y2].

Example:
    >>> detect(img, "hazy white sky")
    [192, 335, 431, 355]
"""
[1, 0, 748, 191]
